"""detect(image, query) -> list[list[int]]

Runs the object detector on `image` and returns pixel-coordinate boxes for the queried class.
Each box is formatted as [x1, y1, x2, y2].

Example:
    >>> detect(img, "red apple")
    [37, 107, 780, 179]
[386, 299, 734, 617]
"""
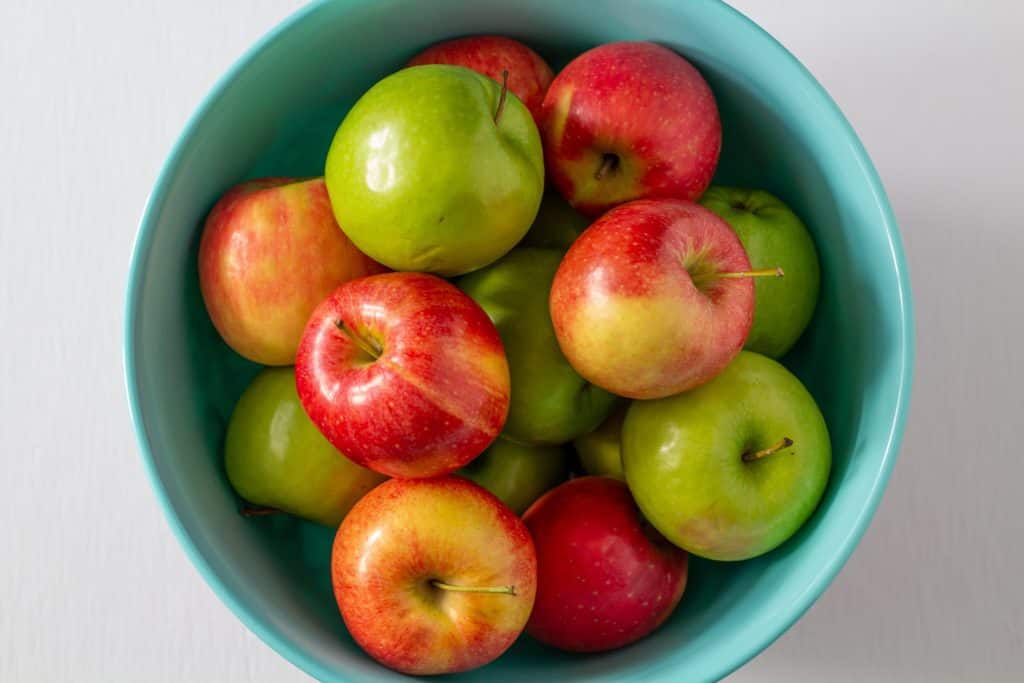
[523, 476, 688, 653]
[539, 42, 721, 216]
[333, 477, 537, 675]
[550, 199, 762, 399]
[407, 35, 554, 122]
[295, 272, 510, 478]
[198, 177, 385, 365]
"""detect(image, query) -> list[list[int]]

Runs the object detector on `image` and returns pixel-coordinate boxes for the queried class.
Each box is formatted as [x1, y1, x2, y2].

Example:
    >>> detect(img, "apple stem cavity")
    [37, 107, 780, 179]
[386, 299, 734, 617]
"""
[716, 266, 785, 280]
[239, 505, 280, 517]
[493, 69, 510, 124]
[742, 437, 794, 462]
[335, 320, 382, 361]
[595, 153, 619, 180]
[430, 579, 517, 596]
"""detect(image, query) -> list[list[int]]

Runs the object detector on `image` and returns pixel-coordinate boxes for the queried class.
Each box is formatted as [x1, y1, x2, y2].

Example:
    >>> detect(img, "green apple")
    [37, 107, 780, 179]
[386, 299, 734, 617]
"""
[459, 437, 569, 514]
[458, 248, 618, 443]
[325, 65, 544, 276]
[225, 367, 386, 527]
[573, 405, 627, 479]
[700, 187, 821, 357]
[622, 351, 830, 561]
[519, 190, 590, 250]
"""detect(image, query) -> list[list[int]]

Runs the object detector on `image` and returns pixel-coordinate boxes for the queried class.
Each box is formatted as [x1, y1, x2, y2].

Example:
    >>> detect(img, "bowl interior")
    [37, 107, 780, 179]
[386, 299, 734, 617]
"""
[125, 1, 912, 681]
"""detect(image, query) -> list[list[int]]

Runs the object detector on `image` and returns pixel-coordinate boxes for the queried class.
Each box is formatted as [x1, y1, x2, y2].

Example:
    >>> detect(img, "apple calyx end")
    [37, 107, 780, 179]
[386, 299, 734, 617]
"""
[742, 437, 794, 463]
[430, 579, 517, 596]
[493, 69, 510, 124]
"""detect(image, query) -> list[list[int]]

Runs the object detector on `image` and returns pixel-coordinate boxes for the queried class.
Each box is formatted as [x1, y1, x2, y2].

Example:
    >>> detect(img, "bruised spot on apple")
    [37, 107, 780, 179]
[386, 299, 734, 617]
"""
[332, 477, 536, 675]
[296, 273, 511, 479]
[550, 199, 760, 399]
[540, 42, 721, 216]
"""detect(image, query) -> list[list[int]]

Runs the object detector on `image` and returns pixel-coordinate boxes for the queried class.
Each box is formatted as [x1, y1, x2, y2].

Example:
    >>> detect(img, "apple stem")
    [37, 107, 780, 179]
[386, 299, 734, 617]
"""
[716, 267, 785, 280]
[240, 505, 280, 517]
[431, 580, 517, 596]
[595, 154, 618, 180]
[742, 437, 794, 462]
[493, 69, 510, 124]
[335, 320, 381, 360]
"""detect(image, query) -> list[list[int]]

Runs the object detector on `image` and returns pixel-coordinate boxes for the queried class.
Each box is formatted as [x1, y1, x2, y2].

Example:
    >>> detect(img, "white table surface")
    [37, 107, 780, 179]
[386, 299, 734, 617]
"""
[2, 1, 1021, 680]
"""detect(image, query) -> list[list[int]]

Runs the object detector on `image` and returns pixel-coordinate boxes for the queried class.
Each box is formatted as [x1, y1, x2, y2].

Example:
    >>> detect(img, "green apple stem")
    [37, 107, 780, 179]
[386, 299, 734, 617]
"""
[716, 267, 785, 280]
[742, 437, 794, 462]
[431, 580, 517, 596]
[493, 69, 510, 124]
[240, 505, 280, 517]
[335, 320, 381, 360]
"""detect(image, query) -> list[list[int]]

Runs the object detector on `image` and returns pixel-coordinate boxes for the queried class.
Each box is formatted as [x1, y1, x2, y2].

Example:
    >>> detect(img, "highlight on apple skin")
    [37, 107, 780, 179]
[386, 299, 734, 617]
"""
[295, 272, 511, 479]
[550, 198, 754, 399]
[332, 477, 537, 676]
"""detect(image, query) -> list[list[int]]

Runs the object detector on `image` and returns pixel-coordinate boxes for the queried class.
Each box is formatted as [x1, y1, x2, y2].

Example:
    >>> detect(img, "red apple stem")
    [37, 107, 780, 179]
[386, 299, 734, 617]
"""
[431, 580, 517, 596]
[493, 69, 510, 124]
[742, 437, 794, 462]
[717, 267, 785, 280]
[240, 505, 280, 517]
[335, 320, 381, 360]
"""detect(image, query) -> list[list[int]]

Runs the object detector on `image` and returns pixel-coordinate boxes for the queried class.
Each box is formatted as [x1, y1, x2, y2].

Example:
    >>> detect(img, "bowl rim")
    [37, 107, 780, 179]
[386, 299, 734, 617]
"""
[123, 1, 915, 681]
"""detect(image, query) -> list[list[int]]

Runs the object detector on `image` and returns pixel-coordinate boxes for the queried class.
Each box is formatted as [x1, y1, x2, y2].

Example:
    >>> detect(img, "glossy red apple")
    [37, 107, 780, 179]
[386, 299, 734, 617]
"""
[540, 42, 721, 216]
[296, 272, 510, 478]
[407, 35, 554, 122]
[333, 477, 537, 675]
[198, 177, 385, 365]
[550, 199, 768, 399]
[523, 476, 688, 653]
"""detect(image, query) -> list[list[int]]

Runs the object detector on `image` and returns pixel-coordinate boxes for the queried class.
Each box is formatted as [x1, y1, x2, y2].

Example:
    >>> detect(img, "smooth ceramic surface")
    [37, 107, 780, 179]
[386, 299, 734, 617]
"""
[124, 1, 913, 681]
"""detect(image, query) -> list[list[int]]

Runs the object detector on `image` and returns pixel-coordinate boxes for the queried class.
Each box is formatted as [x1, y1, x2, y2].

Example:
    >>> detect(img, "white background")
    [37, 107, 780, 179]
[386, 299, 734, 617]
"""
[2, 1, 1021, 681]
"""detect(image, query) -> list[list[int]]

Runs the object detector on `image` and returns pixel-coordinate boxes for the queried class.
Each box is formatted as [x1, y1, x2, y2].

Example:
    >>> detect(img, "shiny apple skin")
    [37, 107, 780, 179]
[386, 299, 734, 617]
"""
[332, 477, 537, 675]
[295, 273, 510, 478]
[523, 476, 688, 652]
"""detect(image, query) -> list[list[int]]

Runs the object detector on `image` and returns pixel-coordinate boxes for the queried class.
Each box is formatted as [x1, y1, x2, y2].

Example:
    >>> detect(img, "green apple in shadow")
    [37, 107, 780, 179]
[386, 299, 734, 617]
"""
[573, 405, 628, 479]
[325, 65, 544, 276]
[519, 190, 590, 250]
[623, 351, 830, 561]
[458, 248, 618, 444]
[225, 367, 386, 527]
[700, 186, 820, 358]
[459, 437, 569, 514]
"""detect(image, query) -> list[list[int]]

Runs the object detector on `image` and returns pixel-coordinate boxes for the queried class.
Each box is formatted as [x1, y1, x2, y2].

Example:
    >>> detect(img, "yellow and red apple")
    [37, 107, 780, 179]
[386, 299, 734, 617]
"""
[332, 477, 536, 675]
[198, 177, 385, 365]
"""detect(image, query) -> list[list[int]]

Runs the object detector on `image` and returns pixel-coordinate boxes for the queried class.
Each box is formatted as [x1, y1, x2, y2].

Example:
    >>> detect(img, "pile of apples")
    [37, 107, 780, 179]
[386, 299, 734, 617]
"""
[199, 37, 830, 675]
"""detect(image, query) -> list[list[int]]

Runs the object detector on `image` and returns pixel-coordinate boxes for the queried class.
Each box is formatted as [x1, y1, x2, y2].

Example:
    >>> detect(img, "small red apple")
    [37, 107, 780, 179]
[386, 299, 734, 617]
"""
[333, 477, 537, 675]
[407, 35, 554, 122]
[550, 199, 767, 399]
[296, 272, 510, 478]
[198, 177, 385, 365]
[540, 42, 721, 216]
[523, 476, 688, 653]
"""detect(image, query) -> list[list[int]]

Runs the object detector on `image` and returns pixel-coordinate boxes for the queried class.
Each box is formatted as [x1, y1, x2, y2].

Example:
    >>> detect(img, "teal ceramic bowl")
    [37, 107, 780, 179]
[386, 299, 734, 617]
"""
[124, 1, 913, 680]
